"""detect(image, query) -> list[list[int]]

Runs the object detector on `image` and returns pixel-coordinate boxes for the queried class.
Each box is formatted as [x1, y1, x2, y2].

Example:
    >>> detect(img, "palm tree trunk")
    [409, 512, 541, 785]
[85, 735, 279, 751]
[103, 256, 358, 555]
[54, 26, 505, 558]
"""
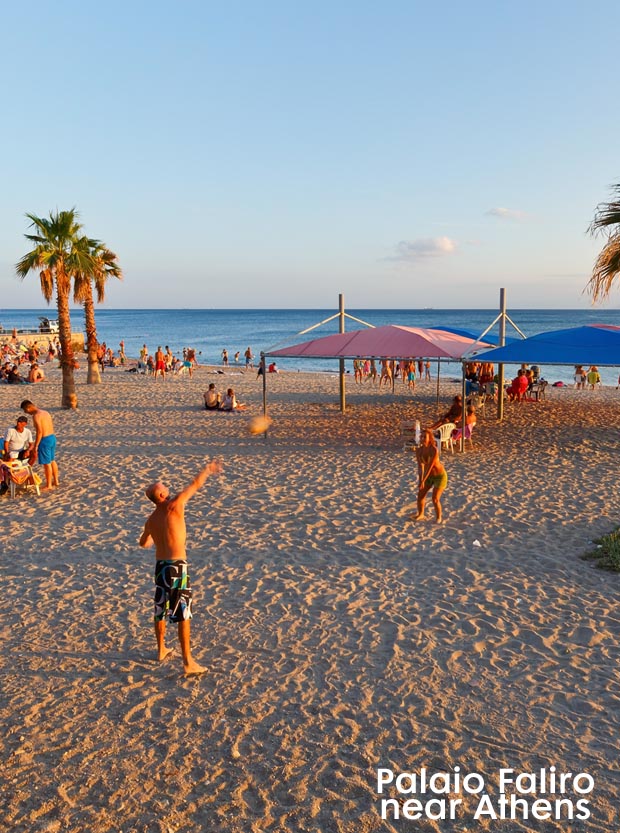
[83, 285, 101, 384]
[56, 278, 78, 409]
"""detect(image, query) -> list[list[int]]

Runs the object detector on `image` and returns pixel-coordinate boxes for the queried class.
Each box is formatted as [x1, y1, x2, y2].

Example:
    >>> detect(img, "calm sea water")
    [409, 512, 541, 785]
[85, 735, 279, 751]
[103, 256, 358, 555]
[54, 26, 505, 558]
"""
[4, 307, 620, 385]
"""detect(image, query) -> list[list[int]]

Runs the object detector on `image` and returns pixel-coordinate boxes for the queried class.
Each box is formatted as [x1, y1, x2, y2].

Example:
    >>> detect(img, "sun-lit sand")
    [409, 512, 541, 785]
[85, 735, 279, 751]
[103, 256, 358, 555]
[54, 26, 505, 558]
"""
[2, 365, 620, 832]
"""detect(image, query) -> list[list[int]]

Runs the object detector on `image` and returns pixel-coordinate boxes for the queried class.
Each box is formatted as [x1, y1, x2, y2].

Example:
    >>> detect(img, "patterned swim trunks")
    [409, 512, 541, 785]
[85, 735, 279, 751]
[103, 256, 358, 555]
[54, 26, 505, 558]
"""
[154, 560, 193, 623]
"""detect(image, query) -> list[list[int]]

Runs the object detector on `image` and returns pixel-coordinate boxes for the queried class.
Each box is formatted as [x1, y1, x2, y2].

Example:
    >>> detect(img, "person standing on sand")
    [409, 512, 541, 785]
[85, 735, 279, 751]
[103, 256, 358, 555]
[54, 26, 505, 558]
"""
[415, 429, 447, 524]
[139, 460, 223, 675]
[20, 399, 59, 490]
[154, 346, 166, 381]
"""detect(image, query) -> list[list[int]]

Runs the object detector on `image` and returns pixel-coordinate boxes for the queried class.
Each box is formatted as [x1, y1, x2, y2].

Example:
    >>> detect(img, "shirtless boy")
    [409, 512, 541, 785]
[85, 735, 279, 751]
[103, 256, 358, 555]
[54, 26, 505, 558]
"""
[154, 346, 166, 380]
[20, 399, 59, 489]
[139, 460, 222, 675]
[415, 429, 447, 523]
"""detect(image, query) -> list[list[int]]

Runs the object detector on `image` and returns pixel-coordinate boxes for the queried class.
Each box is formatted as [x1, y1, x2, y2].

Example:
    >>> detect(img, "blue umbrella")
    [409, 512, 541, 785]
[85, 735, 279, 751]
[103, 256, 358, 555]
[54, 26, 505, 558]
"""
[474, 324, 620, 366]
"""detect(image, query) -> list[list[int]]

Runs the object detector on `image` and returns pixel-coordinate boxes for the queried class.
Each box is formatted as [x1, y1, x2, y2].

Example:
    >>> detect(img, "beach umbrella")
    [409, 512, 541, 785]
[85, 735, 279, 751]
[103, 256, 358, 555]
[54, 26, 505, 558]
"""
[473, 324, 620, 366]
[266, 324, 488, 361]
[264, 325, 491, 417]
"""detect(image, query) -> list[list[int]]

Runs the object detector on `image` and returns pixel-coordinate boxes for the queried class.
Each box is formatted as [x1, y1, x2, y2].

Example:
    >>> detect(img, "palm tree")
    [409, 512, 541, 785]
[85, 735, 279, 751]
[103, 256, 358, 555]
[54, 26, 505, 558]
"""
[74, 240, 122, 384]
[587, 183, 620, 301]
[16, 209, 96, 409]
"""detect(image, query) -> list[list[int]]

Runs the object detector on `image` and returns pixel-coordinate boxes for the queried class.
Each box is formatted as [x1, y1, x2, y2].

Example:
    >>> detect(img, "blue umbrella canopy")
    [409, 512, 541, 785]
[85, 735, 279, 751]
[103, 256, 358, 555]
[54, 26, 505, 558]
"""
[433, 325, 518, 346]
[474, 324, 620, 366]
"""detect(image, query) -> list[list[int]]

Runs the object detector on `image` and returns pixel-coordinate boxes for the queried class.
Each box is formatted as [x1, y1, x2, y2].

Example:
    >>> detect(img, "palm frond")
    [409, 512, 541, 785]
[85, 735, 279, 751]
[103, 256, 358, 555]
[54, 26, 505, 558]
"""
[39, 269, 54, 303]
[586, 232, 620, 301]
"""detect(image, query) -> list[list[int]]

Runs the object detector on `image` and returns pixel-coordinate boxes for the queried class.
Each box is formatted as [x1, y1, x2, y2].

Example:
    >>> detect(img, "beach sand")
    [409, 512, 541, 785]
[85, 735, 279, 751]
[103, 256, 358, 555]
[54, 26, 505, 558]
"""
[2, 366, 620, 832]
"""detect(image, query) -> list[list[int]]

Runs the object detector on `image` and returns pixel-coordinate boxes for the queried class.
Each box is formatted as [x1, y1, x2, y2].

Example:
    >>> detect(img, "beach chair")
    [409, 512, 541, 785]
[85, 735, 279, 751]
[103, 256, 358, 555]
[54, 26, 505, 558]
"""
[434, 422, 456, 454]
[4, 460, 41, 498]
[528, 380, 548, 401]
[453, 423, 475, 449]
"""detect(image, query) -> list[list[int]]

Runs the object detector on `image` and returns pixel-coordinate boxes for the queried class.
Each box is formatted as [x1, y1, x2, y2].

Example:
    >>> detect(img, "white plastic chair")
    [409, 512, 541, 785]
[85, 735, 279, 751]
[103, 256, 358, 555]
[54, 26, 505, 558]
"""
[434, 422, 456, 454]
[453, 422, 475, 449]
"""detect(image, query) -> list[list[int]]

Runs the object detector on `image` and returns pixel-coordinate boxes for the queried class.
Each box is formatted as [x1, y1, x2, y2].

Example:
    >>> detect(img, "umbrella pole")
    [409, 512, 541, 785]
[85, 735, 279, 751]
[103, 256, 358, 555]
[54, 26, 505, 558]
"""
[460, 362, 467, 452]
[339, 293, 346, 413]
[261, 352, 267, 416]
[497, 287, 506, 421]
[436, 359, 441, 410]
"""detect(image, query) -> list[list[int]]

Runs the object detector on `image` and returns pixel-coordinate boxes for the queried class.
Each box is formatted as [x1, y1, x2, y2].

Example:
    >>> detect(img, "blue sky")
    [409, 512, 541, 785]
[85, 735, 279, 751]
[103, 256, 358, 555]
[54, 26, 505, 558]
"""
[1, 0, 619, 309]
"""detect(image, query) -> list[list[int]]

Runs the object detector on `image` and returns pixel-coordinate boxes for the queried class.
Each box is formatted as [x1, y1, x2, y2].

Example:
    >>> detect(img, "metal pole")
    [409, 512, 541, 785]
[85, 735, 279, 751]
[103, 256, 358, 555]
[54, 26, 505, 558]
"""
[497, 288, 506, 421]
[436, 359, 441, 409]
[339, 293, 346, 413]
[261, 352, 267, 416]
[460, 362, 467, 452]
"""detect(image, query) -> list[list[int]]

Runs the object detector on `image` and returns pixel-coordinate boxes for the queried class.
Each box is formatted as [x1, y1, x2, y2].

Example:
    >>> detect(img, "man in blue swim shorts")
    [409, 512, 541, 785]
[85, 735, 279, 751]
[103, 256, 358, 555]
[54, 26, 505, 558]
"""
[140, 459, 223, 675]
[21, 400, 59, 490]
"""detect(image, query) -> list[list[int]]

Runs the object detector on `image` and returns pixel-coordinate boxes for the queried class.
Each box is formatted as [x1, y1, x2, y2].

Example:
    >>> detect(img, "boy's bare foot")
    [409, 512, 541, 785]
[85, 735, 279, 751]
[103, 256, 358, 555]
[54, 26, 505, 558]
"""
[184, 660, 207, 676]
[414, 513, 424, 521]
[158, 647, 174, 662]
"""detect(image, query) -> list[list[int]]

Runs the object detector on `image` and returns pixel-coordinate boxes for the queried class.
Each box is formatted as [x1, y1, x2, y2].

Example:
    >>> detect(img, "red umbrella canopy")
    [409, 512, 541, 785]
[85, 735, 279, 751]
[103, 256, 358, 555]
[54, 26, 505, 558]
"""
[268, 324, 489, 360]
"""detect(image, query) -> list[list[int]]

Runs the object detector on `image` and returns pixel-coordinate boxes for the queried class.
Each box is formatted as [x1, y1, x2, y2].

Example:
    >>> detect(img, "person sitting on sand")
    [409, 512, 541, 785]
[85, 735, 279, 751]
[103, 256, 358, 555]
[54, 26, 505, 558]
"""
[203, 383, 221, 410]
[220, 388, 246, 411]
[7, 364, 26, 385]
[140, 459, 223, 675]
[268, 362, 278, 373]
[429, 395, 462, 430]
[415, 429, 447, 524]
[27, 363, 45, 383]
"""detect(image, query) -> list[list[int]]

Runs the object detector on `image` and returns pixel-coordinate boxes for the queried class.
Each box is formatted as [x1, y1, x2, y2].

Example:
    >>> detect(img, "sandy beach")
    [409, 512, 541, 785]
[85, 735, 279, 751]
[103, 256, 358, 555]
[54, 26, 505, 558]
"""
[2, 366, 620, 832]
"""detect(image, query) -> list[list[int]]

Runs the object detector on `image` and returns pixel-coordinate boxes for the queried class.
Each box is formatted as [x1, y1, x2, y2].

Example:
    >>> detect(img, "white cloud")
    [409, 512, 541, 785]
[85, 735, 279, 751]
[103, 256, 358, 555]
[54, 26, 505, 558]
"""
[386, 236, 457, 262]
[486, 207, 526, 221]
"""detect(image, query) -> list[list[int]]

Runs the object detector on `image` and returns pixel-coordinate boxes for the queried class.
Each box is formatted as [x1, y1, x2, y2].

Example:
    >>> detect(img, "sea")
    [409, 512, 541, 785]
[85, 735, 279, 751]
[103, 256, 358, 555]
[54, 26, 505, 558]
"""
[4, 307, 620, 386]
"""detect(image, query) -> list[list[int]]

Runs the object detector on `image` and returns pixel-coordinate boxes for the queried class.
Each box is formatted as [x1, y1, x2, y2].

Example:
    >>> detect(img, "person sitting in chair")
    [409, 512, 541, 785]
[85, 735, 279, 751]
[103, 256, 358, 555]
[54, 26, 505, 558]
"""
[4, 416, 35, 462]
[452, 405, 477, 442]
[506, 369, 529, 401]
[429, 395, 462, 431]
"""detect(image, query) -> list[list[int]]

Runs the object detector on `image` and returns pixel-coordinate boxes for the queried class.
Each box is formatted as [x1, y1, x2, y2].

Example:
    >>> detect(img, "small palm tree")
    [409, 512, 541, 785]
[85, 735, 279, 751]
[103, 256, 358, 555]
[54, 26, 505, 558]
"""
[587, 183, 620, 301]
[74, 240, 122, 384]
[16, 209, 96, 409]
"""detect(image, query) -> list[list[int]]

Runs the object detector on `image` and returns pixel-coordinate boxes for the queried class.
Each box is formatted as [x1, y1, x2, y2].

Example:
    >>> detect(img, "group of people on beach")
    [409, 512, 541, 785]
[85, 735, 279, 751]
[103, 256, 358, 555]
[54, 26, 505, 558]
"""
[1, 340, 53, 385]
[574, 365, 601, 389]
[221, 347, 254, 369]
[136, 343, 197, 378]
[1, 400, 59, 495]
[203, 383, 246, 411]
[352, 358, 433, 387]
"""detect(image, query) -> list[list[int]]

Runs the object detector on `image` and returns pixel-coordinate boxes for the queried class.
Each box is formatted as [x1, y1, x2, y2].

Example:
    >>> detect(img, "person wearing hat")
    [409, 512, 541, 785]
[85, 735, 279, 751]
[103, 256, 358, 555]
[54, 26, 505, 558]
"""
[4, 416, 35, 462]
[1, 416, 36, 495]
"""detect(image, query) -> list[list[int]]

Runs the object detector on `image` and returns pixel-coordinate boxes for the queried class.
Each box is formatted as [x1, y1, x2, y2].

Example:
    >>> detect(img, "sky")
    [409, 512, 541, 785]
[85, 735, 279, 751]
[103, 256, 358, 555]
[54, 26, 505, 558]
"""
[1, 0, 620, 310]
